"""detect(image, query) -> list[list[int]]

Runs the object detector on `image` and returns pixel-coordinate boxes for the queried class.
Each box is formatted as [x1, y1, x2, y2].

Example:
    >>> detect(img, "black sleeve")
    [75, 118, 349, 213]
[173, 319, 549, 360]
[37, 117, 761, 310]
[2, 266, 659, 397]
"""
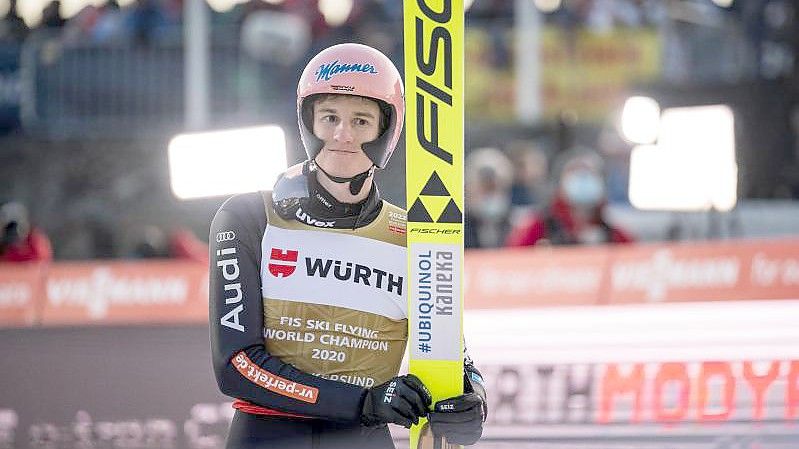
[209, 193, 367, 423]
[464, 343, 488, 419]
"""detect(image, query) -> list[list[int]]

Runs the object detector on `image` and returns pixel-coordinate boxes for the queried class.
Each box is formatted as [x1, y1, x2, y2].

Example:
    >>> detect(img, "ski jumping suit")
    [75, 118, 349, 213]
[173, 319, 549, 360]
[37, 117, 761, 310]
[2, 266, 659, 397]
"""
[209, 165, 483, 449]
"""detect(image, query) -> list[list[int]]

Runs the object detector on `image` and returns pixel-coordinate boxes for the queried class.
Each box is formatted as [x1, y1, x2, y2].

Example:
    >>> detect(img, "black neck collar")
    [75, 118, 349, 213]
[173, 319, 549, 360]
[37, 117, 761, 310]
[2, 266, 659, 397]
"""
[300, 170, 383, 229]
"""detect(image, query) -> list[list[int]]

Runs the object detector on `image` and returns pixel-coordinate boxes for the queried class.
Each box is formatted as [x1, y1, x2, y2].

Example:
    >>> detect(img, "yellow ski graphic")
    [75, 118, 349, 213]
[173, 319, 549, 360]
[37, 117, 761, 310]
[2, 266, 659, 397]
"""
[404, 1, 465, 447]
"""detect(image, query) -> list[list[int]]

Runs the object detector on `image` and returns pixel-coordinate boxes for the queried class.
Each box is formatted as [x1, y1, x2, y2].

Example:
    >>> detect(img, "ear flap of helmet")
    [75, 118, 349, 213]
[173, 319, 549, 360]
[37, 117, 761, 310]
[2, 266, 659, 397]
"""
[362, 101, 399, 168]
[299, 95, 324, 160]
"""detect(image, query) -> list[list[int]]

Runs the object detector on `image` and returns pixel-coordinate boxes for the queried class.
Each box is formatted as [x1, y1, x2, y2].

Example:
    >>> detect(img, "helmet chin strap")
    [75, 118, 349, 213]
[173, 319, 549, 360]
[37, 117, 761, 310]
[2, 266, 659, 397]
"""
[312, 159, 376, 196]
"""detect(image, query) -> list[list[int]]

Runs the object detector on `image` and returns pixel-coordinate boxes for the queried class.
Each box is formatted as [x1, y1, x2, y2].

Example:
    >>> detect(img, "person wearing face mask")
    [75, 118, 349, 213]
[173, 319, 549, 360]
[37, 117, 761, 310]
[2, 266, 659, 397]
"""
[505, 147, 634, 247]
[464, 147, 513, 248]
[0, 202, 52, 263]
[208, 43, 487, 449]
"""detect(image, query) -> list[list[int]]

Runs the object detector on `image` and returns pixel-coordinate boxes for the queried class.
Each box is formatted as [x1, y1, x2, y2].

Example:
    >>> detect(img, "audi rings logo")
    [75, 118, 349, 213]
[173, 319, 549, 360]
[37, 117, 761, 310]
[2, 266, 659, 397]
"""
[216, 231, 236, 242]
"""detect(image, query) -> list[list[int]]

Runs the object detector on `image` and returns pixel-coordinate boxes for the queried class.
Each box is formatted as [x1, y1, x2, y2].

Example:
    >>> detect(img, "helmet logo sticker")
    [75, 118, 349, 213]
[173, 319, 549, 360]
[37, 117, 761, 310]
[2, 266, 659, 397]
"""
[314, 60, 378, 82]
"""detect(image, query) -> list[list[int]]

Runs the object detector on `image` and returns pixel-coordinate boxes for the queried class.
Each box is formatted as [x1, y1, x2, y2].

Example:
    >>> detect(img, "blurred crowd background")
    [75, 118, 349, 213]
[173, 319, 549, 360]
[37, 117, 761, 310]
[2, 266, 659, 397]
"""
[2, 2, 799, 449]
[0, 0, 798, 260]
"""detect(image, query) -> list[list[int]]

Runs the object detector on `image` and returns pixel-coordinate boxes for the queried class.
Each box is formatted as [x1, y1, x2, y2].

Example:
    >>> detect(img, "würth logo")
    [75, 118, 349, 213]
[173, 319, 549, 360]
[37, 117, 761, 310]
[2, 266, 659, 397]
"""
[306, 257, 403, 296]
[269, 248, 299, 278]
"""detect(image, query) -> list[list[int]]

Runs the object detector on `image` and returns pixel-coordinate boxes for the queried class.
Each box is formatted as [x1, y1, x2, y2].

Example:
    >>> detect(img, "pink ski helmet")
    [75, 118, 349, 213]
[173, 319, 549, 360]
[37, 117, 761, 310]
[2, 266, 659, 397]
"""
[297, 43, 404, 169]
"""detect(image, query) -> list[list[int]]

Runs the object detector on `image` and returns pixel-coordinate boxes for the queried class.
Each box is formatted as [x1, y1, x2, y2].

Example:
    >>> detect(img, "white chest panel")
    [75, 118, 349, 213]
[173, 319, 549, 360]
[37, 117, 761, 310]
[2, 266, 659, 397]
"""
[260, 225, 407, 320]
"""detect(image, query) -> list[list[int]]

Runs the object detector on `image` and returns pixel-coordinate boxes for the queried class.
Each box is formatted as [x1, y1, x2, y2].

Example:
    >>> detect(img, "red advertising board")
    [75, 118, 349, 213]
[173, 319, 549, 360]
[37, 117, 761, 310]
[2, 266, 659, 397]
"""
[40, 261, 209, 326]
[0, 262, 45, 327]
[607, 239, 799, 304]
[463, 237, 799, 310]
[1, 237, 798, 327]
[464, 245, 610, 309]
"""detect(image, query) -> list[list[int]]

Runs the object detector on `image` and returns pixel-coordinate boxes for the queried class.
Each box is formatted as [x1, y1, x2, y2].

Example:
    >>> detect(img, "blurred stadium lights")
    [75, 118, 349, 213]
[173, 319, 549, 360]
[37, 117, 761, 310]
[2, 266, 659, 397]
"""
[629, 105, 737, 212]
[620, 96, 661, 145]
[533, 0, 562, 13]
[205, 0, 241, 13]
[204, 0, 282, 13]
[318, 0, 353, 27]
[711, 0, 735, 8]
[167, 125, 287, 200]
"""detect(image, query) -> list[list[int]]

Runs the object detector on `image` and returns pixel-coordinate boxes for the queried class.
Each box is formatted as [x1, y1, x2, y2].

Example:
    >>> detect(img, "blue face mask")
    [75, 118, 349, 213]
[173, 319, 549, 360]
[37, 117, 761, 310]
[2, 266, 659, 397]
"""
[562, 171, 605, 207]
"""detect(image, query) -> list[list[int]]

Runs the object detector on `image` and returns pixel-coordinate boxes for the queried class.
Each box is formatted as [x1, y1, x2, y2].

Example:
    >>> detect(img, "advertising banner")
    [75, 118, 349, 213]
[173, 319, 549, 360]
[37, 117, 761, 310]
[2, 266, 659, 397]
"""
[40, 261, 209, 326]
[464, 238, 799, 309]
[3, 324, 799, 449]
[607, 239, 799, 304]
[0, 262, 44, 327]
[3, 238, 799, 329]
[464, 245, 609, 308]
[464, 26, 661, 124]
[541, 27, 661, 122]
[477, 359, 799, 447]
[0, 325, 232, 449]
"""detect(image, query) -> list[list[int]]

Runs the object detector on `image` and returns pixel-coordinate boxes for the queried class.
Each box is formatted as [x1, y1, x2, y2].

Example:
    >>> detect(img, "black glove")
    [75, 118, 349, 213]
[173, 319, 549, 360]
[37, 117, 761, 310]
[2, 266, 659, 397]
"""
[427, 392, 486, 445]
[361, 374, 432, 428]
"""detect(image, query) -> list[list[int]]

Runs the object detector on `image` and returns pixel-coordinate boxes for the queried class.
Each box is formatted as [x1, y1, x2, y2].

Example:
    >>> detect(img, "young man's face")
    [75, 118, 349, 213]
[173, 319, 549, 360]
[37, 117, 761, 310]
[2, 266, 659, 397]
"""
[312, 95, 381, 179]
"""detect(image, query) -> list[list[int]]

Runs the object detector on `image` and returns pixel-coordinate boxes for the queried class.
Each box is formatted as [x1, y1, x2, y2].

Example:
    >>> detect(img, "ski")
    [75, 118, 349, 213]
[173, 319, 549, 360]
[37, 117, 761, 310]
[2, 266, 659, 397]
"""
[404, 1, 465, 448]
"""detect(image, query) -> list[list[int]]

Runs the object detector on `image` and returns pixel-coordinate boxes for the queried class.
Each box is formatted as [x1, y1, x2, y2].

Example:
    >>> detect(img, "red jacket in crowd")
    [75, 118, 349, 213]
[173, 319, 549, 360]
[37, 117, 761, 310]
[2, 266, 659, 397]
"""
[0, 227, 53, 263]
[506, 195, 634, 247]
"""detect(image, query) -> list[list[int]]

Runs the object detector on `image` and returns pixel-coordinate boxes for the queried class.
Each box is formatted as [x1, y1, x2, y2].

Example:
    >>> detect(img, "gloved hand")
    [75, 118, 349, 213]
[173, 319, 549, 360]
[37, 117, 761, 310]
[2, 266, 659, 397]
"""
[427, 392, 486, 445]
[361, 374, 432, 428]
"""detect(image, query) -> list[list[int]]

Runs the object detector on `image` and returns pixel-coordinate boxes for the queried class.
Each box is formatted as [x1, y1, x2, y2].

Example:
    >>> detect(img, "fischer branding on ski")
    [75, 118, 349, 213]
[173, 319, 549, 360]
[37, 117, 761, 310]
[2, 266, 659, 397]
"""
[404, 0, 465, 447]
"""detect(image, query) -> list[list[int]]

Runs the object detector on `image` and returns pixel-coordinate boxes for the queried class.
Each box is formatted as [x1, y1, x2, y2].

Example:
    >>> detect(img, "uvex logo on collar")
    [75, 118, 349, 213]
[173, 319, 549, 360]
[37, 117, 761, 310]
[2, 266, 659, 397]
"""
[314, 60, 378, 82]
[295, 207, 335, 228]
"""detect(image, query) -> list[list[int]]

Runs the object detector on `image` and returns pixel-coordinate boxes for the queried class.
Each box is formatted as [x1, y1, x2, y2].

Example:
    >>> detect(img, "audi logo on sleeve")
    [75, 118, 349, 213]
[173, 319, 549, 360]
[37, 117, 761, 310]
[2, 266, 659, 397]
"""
[216, 231, 236, 242]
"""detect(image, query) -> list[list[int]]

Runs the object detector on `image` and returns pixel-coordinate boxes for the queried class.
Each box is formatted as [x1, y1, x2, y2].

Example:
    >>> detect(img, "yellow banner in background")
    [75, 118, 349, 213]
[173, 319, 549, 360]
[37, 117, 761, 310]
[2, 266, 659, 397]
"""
[464, 26, 661, 123]
[541, 27, 661, 122]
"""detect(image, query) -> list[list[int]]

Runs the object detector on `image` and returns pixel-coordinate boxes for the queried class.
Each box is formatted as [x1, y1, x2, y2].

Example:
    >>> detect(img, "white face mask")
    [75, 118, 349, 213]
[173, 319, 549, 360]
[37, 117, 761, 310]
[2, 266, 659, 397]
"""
[476, 193, 509, 221]
[562, 170, 605, 207]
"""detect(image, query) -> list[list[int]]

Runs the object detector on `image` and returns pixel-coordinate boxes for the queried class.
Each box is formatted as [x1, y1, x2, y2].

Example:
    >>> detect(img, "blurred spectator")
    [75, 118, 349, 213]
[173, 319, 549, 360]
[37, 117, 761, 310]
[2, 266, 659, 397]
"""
[507, 141, 550, 211]
[127, 0, 164, 47]
[596, 125, 633, 204]
[506, 147, 634, 247]
[465, 147, 514, 248]
[0, 0, 28, 43]
[160, 0, 183, 26]
[131, 225, 168, 258]
[106, 0, 121, 13]
[467, 0, 513, 20]
[282, 0, 330, 42]
[63, 0, 123, 44]
[0, 202, 52, 262]
[91, 0, 124, 43]
[62, 3, 100, 43]
[40, 0, 66, 29]
[168, 227, 208, 264]
[234, 0, 287, 28]
[131, 225, 207, 263]
[466, 0, 513, 68]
